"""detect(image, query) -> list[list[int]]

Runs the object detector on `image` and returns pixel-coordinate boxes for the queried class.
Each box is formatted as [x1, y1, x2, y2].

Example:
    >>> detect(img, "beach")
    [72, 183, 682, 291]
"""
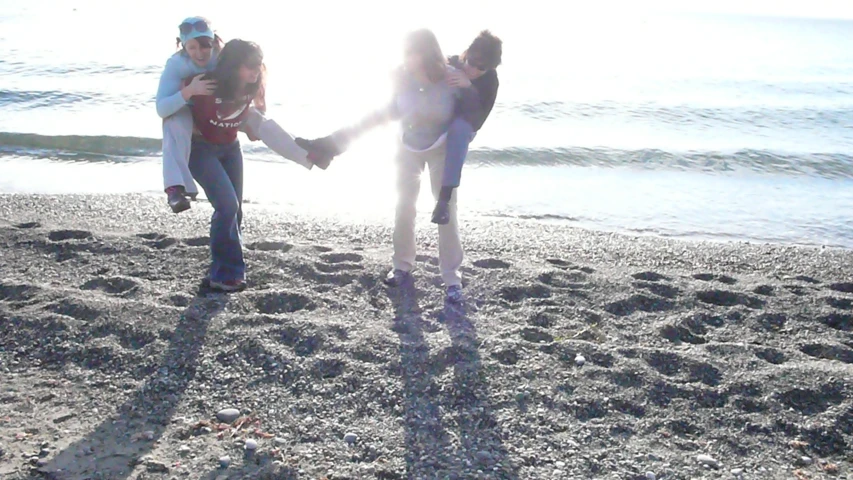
[0, 193, 851, 479]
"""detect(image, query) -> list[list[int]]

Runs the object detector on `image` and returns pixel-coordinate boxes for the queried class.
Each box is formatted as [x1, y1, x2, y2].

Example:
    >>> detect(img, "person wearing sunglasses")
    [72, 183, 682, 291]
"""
[295, 29, 480, 303]
[155, 17, 319, 214]
[432, 30, 502, 225]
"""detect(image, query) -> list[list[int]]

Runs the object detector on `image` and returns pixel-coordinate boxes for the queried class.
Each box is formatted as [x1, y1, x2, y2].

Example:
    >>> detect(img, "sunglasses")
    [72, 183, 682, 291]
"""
[466, 58, 488, 72]
[179, 20, 210, 35]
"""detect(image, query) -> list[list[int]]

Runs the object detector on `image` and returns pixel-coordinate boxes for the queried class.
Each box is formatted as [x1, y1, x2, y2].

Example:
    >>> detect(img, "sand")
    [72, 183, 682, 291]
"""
[0, 193, 851, 479]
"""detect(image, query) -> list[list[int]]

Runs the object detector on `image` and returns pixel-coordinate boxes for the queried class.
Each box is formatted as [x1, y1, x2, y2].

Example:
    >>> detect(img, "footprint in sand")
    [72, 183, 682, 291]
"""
[819, 313, 852, 332]
[754, 347, 787, 364]
[695, 289, 765, 309]
[800, 343, 853, 364]
[90, 323, 158, 350]
[0, 283, 41, 303]
[80, 276, 140, 296]
[644, 351, 722, 386]
[826, 297, 853, 310]
[270, 326, 324, 356]
[254, 291, 316, 314]
[538, 270, 587, 289]
[247, 241, 293, 252]
[634, 281, 681, 299]
[48, 229, 93, 242]
[320, 252, 363, 264]
[545, 259, 595, 274]
[693, 273, 738, 285]
[45, 299, 101, 321]
[829, 282, 853, 294]
[604, 294, 676, 317]
[313, 245, 333, 253]
[499, 284, 552, 303]
[15, 221, 41, 229]
[753, 285, 775, 296]
[660, 324, 707, 345]
[473, 258, 511, 269]
[136, 232, 179, 250]
[777, 383, 845, 415]
[180, 236, 207, 247]
[519, 327, 554, 344]
[755, 312, 787, 331]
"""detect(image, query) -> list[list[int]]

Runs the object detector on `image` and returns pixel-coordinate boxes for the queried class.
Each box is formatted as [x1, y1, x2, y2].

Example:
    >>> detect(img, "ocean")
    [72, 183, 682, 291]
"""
[2, 0, 853, 248]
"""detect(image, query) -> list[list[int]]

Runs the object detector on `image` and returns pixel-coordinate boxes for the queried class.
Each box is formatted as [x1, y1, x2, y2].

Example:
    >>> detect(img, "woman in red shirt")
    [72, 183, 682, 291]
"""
[185, 39, 264, 292]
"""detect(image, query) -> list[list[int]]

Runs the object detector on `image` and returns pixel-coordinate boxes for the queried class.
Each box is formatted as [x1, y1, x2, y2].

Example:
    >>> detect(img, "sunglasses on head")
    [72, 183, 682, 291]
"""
[466, 58, 488, 72]
[179, 20, 209, 35]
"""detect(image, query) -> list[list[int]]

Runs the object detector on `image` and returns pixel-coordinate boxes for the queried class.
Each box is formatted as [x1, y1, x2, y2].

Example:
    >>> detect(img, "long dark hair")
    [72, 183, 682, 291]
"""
[206, 39, 266, 104]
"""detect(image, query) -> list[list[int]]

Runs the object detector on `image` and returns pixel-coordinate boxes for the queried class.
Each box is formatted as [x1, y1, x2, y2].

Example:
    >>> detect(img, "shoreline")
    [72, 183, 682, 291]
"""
[0, 193, 851, 479]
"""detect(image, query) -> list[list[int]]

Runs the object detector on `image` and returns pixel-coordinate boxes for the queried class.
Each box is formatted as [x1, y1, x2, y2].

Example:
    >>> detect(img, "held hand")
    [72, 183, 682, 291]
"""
[446, 71, 471, 88]
[296, 137, 334, 170]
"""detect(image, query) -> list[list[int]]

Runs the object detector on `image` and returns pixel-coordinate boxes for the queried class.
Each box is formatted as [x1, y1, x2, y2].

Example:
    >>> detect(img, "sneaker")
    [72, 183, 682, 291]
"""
[383, 269, 411, 287]
[166, 186, 191, 214]
[431, 200, 450, 225]
[446, 285, 464, 303]
[209, 279, 247, 292]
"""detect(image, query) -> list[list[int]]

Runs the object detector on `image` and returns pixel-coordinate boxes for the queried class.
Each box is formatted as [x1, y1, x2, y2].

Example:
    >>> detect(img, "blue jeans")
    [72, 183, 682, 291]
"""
[442, 116, 475, 188]
[188, 139, 245, 283]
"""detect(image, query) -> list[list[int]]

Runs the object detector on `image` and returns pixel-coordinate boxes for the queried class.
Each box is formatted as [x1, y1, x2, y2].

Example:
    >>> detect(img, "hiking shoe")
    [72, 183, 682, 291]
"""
[209, 279, 247, 292]
[431, 200, 450, 225]
[167, 186, 191, 214]
[383, 269, 411, 287]
[446, 285, 464, 303]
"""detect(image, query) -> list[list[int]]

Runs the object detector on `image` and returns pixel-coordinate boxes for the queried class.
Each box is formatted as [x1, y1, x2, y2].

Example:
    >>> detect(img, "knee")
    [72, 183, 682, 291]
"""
[448, 117, 474, 137]
[214, 195, 240, 219]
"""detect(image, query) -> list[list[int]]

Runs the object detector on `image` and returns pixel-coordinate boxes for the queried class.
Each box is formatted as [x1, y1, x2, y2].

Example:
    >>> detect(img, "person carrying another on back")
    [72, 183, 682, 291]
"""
[155, 17, 321, 214]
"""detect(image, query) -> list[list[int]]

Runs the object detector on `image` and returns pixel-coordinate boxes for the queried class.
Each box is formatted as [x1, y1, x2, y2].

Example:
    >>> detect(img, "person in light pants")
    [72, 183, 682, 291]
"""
[297, 29, 479, 303]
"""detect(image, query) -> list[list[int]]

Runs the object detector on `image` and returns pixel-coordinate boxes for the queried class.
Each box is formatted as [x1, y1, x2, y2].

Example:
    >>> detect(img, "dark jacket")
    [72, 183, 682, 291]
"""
[448, 55, 499, 132]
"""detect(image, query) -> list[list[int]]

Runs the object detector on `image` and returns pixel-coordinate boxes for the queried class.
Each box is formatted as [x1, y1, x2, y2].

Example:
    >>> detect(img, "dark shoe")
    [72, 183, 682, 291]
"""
[383, 269, 411, 287]
[431, 200, 450, 225]
[446, 285, 464, 303]
[166, 186, 191, 214]
[209, 279, 247, 292]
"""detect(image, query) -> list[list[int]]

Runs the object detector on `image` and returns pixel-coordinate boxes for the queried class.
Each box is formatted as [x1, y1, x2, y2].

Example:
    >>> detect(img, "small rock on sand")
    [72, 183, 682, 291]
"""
[575, 354, 586, 366]
[344, 432, 358, 444]
[244, 439, 258, 451]
[696, 454, 720, 469]
[216, 408, 240, 424]
[645, 472, 656, 480]
[274, 437, 287, 445]
[219, 456, 231, 468]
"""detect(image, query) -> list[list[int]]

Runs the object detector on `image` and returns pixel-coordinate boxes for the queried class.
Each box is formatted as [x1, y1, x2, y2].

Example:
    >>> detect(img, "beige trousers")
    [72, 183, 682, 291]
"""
[392, 143, 463, 287]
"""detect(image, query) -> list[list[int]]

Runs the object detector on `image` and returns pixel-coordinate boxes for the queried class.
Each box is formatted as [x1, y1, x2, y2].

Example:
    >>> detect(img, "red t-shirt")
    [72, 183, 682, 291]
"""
[185, 78, 253, 144]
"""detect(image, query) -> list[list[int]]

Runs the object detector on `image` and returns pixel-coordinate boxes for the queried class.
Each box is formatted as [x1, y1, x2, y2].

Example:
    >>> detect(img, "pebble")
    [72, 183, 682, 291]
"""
[800, 456, 812, 465]
[696, 454, 720, 469]
[219, 456, 231, 468]
[555, 461, 566, 468]
[476, 451, 493, 464]
[344, 432, 358, 444]
[274, 437, 287, 445]
[244, 439, 258, 451]
[36, 458, 48, 467]
[645, 472, 656, 480]
[178, 445, 191, 455]
[731, 468, 744, 476]
[575, 354, 586, 366]
[142, 430, 155, 441]
[39, 448, 50, 457]
[216, 408, 241, 424]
